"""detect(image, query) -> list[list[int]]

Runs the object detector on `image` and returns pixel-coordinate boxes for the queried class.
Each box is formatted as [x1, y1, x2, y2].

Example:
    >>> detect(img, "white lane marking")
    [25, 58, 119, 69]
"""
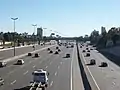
[45, 66, 48, 69]
[50, 81, 53, 87]
[11, 80, 16, 85]
[23, 70, 28, 75]
[8, 70, 14, 75]
[81, 54, 101, 90]
[33, 65, 36, 68]
[58, 66, 60, 69]
[71, 47, 75, 90]
[55, 72, 57, 76]
[20, 65, 25, 68]
[50, 61, 52, 65]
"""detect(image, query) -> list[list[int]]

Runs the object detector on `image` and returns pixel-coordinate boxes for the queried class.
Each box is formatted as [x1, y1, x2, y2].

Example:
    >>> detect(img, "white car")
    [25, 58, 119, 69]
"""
[32, 69, 49, 87]
[17, 59, 24, 65]
[0, 61, 7, 67]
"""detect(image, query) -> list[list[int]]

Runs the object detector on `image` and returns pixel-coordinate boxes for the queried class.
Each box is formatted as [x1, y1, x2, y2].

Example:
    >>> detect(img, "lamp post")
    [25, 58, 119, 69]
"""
[11, 17, 18, 56]
[32, 24, 37, 46]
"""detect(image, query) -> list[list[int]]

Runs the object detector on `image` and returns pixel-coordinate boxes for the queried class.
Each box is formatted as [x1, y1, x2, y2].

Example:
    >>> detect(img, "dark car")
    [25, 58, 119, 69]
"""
[0, 62, 7, 67]
[0, 77, 4, 85]
[54, 51, 59, 54]
[87, 50, 90, 52]
[58, 49, 61, 52]
[90, 48, 93, 50]
[82, 50, 86, 52]
[86, 48, 89, 50]
[86, 53, 90, 57]
[66, 54, 70, 58]
[80, 46, 82, 48]
[49, 50, 53, 53]
[28, 53, 32, 56]
[71, 45, 74, 48]
[56, 47, 59, 49]
[34, 53, 39, 57]
[90, 59, 96, 65]
[99, 62, 108, 67]
[47, 48, 50, 51]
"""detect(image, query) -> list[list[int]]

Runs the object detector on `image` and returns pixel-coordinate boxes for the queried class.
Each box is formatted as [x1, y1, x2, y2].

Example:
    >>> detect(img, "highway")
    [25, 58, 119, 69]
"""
[0, 44, 51, 60]
[79, 44, 120, 90]
[0, 45, 76, 90]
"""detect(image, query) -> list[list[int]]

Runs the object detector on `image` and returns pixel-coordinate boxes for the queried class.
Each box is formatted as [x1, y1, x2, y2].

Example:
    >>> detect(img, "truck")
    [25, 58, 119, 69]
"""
[29, 69, 49, 90]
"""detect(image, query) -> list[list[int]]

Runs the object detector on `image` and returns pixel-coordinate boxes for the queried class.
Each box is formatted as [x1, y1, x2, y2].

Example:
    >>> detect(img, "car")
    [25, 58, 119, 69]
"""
[54, 51, 59, 54]
[0, 62, 7, 67]
[99, 62, 108, 67]
[58, 49, 61, 52]
[87, 50, 90, 52]
[35, 53, 39, 57]
[90, 59, 96, 65]
[86, 48, 89, 50]
[90, 48, 93, 50]
[86, 53, 90, 57]
[0, 77, 4, 85]
[47, 48, 50, 51]
[0, 47, 4, 49]
[71, 45, 74, 48]
[32, 69, 49, 87]
[66, 46, 69, 48]
[82, 50, 86, 52]
[66, 54, 70, 58]
[17, 59, 24, 65]
[80, 46, 82, 48]
[49, 50, 53, 53]
[56, 47, 59, 49]
[28, 53, 32, 56]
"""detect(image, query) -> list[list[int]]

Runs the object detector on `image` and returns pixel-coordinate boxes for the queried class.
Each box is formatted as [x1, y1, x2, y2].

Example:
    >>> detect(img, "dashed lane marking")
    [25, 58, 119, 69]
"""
[11, 80, 16, 85]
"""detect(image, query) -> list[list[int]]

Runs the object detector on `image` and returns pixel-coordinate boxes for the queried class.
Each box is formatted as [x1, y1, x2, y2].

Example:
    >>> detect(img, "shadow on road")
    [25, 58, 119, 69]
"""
[14, 86, 31, 90]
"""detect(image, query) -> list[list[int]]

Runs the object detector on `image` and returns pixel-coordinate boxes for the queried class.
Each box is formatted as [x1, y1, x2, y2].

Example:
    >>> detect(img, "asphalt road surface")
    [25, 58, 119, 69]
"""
[0, 44, 51, 60]
[79, 44, 120, 90]
[0, 45, 75, 90]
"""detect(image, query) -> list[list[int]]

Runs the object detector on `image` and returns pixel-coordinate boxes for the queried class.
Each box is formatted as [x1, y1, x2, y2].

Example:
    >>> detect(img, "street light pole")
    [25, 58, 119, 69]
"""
[11, 17, 18, 56]
[32, 24, 37, 46]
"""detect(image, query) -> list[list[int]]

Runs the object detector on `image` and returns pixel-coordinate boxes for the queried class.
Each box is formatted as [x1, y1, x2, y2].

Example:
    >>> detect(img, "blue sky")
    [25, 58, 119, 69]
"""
[0, 0, 120, 36]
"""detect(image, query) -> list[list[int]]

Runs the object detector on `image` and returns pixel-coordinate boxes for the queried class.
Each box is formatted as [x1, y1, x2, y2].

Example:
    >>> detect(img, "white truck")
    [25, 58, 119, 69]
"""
[30, 69, 49, 90]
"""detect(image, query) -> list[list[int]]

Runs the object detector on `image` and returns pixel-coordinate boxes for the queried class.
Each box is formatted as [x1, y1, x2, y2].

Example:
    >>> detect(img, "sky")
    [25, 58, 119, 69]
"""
[0, 0, 120, 37]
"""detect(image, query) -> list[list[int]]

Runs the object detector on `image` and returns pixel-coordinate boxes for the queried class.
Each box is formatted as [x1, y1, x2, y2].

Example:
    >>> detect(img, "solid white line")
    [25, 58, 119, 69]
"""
[58, 66, 60, 69]
[71, 47, 75, 90]
[55, 72, 57, 76]
[81, 54, 100, 90]
[50, 81, 53, 87]
[45, 66, 48, 69]
[11, 80, 16, 85]
[23, 70, 28, 75]
[33, 65, 36, 68]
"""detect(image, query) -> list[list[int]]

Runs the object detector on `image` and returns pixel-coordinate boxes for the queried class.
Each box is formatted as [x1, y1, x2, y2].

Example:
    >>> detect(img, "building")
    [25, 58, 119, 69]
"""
[101, 26, 106, 35]
[37, 28, 43, 39]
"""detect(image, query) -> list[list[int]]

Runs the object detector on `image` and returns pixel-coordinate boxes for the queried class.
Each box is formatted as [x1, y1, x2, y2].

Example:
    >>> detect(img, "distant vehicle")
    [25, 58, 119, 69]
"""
[0, 61, 7, 67]
[99, 62, 108, 67]
[58, 49, 61, 52]
[82, 50, 86, 52]
[86, 53, 90, 57]
[35, 53, 40, 57]
[66, 54, 70, 58]
[80, 46, 82, 48]
[17, 59, 24, 65]
[0, 77, 4, 85]
[28, 53, 32, 56]
[87, 50, 90, 52]
[0, 47, 4, 49]
[56, 47, 59, 49]
[47, 48, 50, 51]
[71, 45, 74, 48]
[86, 48, 89, 50]
[49, 50, 53, 53]
[90, 48, 93, 50]
[90, 59, 96, 65]
[54, 51, 59, 54]
[31, 69, 49, 88]
[66, 46, 69, 48]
